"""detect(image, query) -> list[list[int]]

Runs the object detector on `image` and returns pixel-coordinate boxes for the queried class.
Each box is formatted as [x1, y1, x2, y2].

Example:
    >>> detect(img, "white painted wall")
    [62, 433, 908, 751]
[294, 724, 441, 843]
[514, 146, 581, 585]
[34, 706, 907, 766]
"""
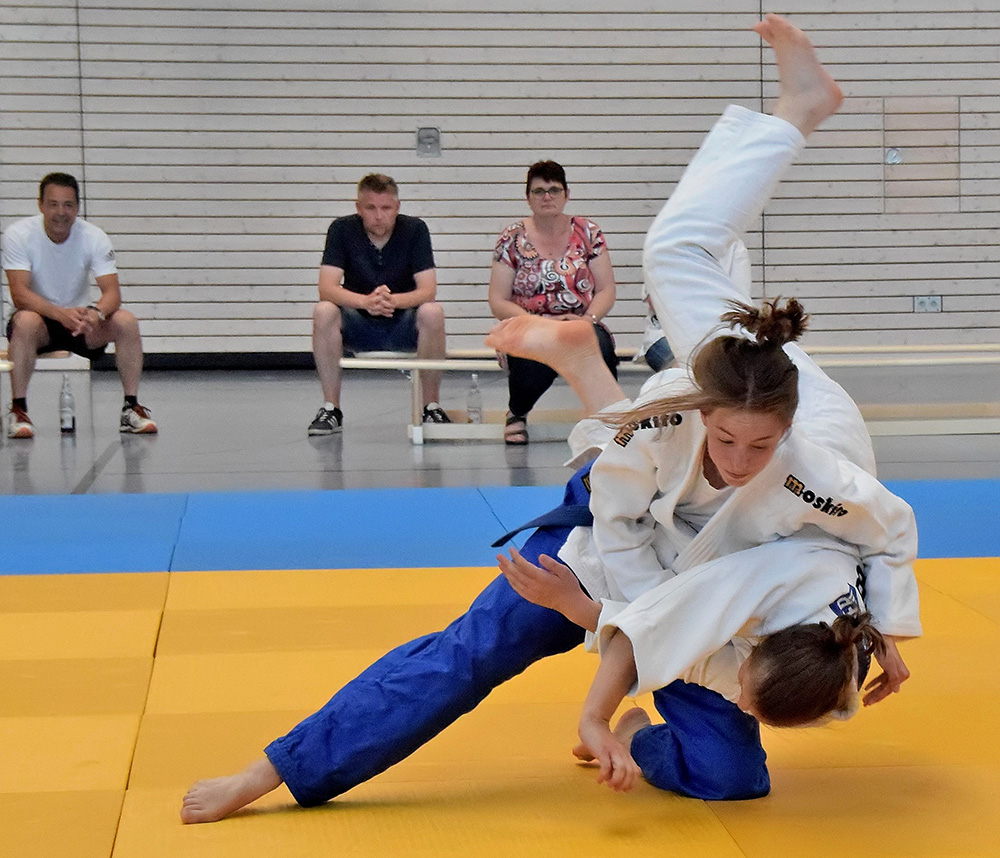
[2, 0, 997, 355]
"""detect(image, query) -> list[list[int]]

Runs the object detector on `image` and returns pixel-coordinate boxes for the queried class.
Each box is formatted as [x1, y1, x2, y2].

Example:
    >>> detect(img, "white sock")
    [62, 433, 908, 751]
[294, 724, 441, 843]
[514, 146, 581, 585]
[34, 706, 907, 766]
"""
[324, 401, 337, 410]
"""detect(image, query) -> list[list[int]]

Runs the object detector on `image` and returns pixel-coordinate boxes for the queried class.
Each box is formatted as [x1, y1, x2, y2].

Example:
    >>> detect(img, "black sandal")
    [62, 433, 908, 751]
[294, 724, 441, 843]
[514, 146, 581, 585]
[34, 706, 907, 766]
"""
[504, 412, 528, 445]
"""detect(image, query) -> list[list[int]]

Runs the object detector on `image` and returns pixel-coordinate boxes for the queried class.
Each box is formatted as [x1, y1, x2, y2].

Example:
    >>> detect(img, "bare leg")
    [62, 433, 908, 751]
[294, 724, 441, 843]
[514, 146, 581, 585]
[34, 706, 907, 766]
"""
[312, 301, 344, 405]
[754, 13, 843, 137]
[415, 301, 446, 405]
[101, 310, 144, 397]
[180, 757, 283, 824]
[7, 311, 48, 399]
[485, 317, 625, 414]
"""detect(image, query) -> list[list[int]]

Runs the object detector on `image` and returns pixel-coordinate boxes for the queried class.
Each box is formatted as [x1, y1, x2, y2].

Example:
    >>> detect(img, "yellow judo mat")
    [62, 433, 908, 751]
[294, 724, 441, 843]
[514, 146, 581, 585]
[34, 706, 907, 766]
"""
[1, 558, 998, 858]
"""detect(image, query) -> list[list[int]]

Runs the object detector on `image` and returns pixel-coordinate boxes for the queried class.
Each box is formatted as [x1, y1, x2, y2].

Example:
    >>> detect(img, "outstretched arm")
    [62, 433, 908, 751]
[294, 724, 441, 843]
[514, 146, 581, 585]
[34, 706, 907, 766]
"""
[577, 629, 642, 792]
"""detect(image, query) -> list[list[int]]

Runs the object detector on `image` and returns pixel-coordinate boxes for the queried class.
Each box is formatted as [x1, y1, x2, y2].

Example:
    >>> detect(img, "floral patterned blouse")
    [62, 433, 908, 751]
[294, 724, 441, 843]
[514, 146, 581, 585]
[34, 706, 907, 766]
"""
[493, 216, 607, 316]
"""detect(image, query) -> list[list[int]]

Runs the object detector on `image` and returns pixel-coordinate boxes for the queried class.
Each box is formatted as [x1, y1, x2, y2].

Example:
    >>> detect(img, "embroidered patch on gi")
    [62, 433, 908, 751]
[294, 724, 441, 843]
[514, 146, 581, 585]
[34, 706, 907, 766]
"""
[612, 412, 681, 447]
[830, 583, 862, 617]
[783, 474, 849, 516]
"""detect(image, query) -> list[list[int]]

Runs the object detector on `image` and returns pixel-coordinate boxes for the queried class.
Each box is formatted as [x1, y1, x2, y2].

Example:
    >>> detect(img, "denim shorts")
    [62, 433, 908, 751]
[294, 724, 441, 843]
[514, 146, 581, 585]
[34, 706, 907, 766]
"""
[341, 307, 418, 354]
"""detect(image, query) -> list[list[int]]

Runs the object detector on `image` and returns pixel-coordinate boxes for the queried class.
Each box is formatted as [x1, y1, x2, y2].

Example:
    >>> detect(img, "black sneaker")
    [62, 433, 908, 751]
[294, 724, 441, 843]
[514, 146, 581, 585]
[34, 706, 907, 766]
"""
[422, 404, 452, 424]
[308, 405, 343, 435]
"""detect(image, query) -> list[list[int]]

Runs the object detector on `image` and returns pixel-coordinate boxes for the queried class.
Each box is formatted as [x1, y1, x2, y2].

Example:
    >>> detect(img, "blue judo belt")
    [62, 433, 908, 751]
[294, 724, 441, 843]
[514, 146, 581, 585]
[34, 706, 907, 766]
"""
[491, 503, 593, 548]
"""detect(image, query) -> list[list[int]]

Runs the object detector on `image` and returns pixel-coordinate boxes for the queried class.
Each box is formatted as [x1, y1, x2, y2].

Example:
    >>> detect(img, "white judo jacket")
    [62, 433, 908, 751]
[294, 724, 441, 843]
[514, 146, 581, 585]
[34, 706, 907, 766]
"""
[560, 107, 922, 699]
[560, 354, 920, 696]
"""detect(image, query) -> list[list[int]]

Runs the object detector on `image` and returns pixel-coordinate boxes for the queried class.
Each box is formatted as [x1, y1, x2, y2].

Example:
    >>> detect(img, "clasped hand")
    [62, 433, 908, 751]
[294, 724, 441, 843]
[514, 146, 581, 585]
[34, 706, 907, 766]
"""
[364, 284, 395, 317]
[64, 305, 98, 337]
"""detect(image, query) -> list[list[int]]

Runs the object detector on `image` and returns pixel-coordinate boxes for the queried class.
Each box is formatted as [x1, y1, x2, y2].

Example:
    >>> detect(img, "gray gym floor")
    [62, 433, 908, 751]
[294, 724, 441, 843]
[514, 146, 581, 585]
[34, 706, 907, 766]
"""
[0, 361, 998, 496]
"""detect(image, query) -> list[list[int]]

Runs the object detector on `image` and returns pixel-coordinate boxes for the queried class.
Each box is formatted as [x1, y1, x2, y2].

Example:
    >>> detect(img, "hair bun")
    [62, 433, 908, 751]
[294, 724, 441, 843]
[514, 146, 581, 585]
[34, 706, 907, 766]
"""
[720, 297, 809, 347]
[831, 613, 886, 659]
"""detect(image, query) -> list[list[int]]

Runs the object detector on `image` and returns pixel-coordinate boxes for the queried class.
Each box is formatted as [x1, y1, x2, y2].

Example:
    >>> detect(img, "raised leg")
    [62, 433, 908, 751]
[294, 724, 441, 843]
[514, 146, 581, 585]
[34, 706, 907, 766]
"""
[643, 14, 842, 365]
[755, 13, 843, 138]
[486, 317, 625, 415]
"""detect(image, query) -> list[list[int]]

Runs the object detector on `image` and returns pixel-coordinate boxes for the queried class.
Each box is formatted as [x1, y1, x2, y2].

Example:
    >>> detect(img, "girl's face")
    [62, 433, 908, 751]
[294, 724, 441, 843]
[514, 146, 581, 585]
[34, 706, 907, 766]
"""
[701, 407, 789, 487]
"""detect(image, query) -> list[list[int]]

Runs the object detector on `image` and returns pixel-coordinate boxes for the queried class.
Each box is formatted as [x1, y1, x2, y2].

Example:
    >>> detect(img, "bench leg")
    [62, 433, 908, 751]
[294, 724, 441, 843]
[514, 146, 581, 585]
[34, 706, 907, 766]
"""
[411, 368, 424, 445]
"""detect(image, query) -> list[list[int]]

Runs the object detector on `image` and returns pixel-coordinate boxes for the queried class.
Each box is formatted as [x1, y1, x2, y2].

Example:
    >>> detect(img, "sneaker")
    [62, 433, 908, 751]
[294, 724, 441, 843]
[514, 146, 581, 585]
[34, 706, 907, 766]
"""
[308, 405, 343, 435]
[422, 404, 452, 424]
[6, 405, 34, 439]
[120, 402, 158, 434]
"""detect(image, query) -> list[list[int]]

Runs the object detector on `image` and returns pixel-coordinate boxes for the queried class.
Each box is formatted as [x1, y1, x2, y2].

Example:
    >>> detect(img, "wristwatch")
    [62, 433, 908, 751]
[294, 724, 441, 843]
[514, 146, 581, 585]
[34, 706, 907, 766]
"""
[87, 303, 106, 321]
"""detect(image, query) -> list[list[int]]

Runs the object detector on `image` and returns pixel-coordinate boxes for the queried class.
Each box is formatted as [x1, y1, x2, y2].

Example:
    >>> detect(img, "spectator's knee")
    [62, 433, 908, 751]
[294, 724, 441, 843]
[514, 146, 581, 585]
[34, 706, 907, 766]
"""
[107, 308, 142, 343]
[416, 301, 445, 330]
[110, 307, 139, 329]
[313, 301, 342, 330]
[9, 310, 45, 342]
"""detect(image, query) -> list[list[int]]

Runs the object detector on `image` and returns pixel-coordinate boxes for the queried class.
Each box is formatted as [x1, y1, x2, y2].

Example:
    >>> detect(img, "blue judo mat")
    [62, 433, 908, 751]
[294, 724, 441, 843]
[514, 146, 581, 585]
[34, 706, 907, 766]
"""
[0, 480, 997, 575]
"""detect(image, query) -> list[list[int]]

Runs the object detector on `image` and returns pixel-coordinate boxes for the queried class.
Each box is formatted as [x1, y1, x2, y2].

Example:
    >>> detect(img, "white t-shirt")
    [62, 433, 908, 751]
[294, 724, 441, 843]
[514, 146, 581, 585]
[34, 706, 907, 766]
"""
[1, 214, 118, 308]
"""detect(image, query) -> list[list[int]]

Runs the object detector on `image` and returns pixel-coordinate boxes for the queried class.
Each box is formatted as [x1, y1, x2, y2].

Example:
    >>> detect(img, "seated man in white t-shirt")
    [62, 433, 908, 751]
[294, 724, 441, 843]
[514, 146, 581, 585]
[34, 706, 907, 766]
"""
[1, 172, 157, 438]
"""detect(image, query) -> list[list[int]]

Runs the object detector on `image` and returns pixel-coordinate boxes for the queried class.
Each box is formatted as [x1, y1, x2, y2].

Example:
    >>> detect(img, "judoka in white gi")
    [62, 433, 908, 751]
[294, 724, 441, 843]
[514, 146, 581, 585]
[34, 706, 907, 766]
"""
[491, 13, 920, 790]
[181, 14, 920, 822]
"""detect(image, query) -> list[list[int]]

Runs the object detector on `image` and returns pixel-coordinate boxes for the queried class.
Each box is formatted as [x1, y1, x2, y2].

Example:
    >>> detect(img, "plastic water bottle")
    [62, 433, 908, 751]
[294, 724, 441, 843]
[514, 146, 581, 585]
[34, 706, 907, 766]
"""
[59, 373, 76, 434]
[466, 373, 483, 424]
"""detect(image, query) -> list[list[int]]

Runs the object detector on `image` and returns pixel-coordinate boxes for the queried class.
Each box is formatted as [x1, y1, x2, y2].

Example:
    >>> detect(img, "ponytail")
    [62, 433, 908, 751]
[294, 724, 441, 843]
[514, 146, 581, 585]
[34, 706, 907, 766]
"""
[607, 297, 809, 429]
[748, 612, 883, 728]
[720, 297, 809, 348]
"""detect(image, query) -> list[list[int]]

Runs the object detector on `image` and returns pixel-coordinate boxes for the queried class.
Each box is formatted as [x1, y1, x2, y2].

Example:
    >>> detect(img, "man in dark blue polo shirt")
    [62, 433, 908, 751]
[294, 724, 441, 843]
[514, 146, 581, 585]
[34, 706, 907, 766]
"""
[308, 173, 450, 434]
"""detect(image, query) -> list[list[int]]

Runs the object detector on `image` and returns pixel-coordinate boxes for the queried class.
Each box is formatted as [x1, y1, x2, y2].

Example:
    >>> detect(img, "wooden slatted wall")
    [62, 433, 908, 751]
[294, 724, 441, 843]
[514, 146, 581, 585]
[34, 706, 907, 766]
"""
[1, 0, 997, 356]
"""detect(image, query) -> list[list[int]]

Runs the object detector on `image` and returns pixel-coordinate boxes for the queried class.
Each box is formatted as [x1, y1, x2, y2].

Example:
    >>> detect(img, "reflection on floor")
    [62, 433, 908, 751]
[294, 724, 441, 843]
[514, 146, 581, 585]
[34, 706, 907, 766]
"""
[1, 362, 999, 495]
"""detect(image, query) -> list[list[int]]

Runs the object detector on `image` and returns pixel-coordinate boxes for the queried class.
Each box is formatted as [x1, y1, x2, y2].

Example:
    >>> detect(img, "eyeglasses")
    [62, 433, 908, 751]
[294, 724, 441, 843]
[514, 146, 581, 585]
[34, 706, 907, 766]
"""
[528, 186, 566, 198]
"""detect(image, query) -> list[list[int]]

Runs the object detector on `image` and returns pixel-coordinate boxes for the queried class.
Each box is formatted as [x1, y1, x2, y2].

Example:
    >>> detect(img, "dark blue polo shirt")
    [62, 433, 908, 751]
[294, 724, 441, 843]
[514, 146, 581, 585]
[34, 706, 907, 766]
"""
[321, 213, 435, 299]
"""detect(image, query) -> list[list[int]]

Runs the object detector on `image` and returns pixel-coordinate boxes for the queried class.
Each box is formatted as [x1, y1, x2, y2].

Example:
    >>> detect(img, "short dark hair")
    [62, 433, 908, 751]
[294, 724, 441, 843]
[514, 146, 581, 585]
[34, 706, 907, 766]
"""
[357, 173, 399, 196]
[39, 172, 80, 204]
[525, 160, 568, 197]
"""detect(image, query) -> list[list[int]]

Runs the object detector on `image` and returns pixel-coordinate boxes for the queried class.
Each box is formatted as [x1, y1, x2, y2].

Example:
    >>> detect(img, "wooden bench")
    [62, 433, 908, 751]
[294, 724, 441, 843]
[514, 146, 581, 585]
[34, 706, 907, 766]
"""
[342, 348, 659, 444]
[342, 344, 1000, 445]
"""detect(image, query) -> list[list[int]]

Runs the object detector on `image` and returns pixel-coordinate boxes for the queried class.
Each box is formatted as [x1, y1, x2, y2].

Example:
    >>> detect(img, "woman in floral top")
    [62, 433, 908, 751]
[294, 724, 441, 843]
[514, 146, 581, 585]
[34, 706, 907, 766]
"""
[488, 160, 618, 444]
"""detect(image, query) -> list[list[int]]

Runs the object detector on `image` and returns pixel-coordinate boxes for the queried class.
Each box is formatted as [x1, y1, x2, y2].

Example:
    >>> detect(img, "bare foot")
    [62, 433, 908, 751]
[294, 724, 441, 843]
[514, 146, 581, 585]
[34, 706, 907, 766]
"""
[485, 316, 625, 414]
[486, 316, 599, 370]
[753, 13, 842, 137]
[612, 706, 652, 747]
[572, 706, 651, 761]
[180, 757, 283, 824]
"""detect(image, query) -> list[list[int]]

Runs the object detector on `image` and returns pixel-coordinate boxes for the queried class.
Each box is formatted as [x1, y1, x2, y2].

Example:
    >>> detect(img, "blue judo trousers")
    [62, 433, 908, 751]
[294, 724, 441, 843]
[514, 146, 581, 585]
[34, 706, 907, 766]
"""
[265, 464, 770, 806]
